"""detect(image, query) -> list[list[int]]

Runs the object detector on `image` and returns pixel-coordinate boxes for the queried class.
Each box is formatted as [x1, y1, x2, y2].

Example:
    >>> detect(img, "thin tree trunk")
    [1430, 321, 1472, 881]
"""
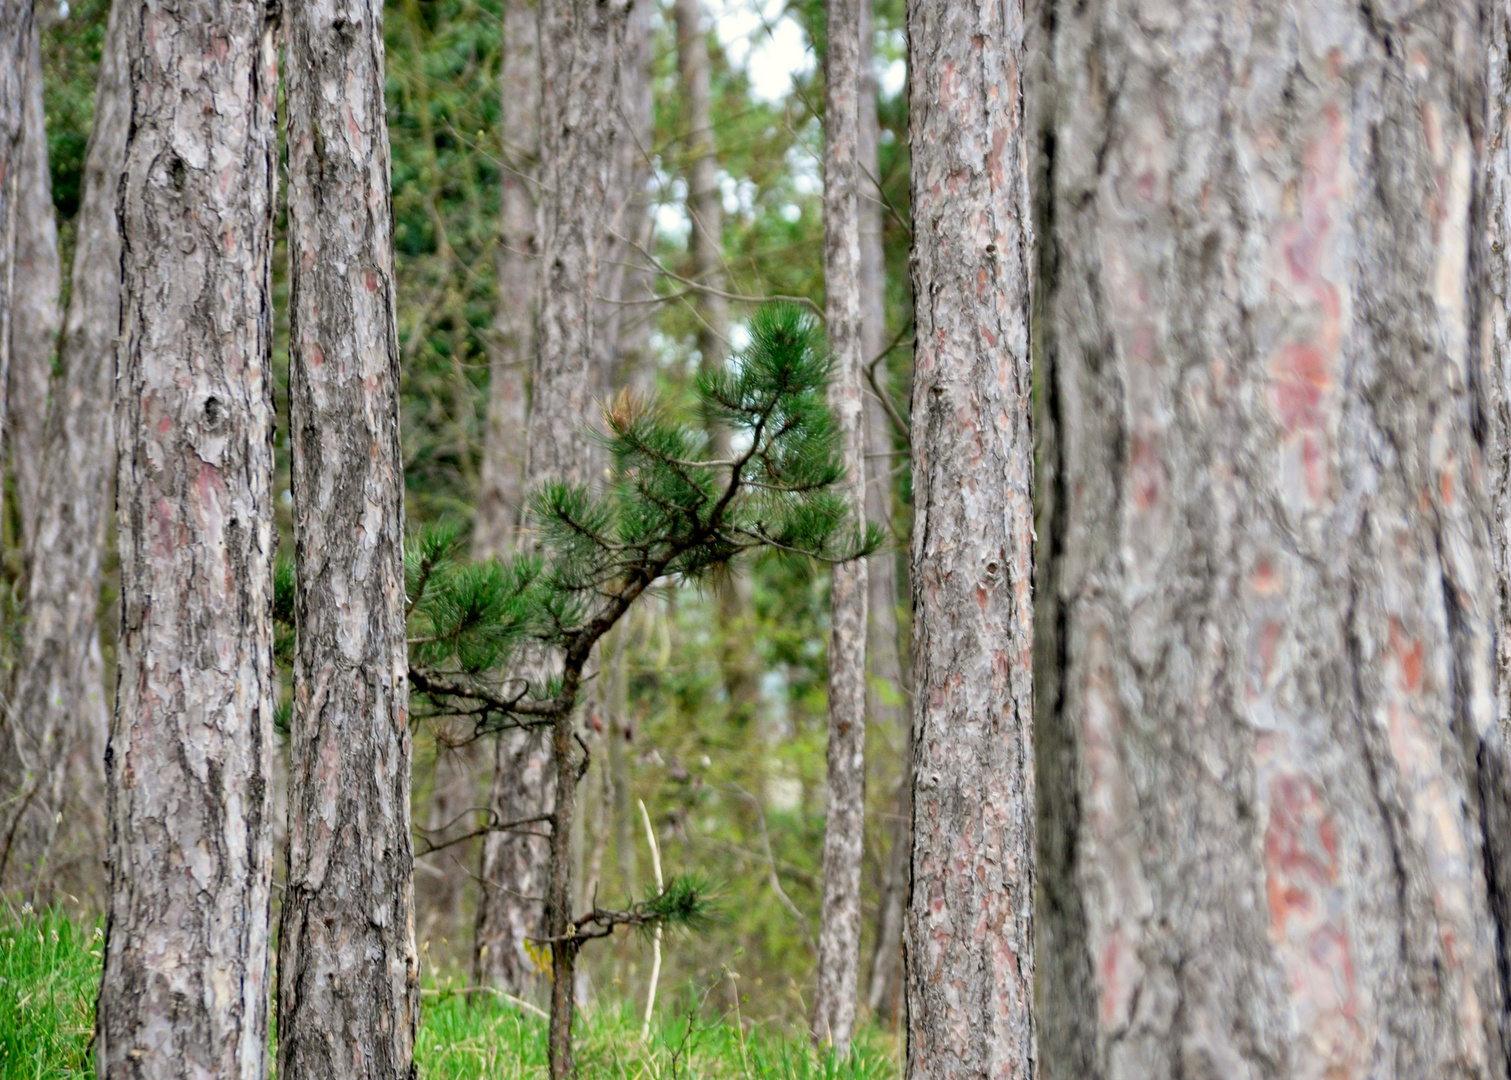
[473, 0, 539, 562]
[0, 0, 34, 512]
[903, 0, 1035, 1076]
[276, 0, 419, 1072]
[8, 21, 57, 555]
[0, 17, 60, 892]
[671, 0, 761, 721]
[0, 0, 125, 903]
[531, 2, 635, 1072]
[97, 0, 279, 1069]
[608, 621, 636, 896]
[812, 0, 868, 1055]
[857, 0, 909, 1024]
[1037, 1, 1510, 1075]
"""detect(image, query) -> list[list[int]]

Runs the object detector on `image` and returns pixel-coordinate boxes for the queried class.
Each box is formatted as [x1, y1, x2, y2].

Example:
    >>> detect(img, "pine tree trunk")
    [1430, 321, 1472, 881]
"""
[7, 21, 57, 555]
[813, 0, 869, 1055]
[0, 18, 60, 892]
[1036, 1, 1511, 1075]
[276, 0, 419, 1073]
[857, 0, 910, 1024]
[97, 0, 279, 1070]
[473, 0, 539, 562]
[0, 0, 33, 498]
[0, 0, 125, 903]
[671, 0, 761, 721]
[903, 0, 1036, 1075]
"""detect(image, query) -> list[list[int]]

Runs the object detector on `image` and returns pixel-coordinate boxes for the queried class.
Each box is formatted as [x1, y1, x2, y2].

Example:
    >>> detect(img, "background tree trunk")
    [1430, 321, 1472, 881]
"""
[276, 0, 419, 1072]
[671, 0, 761, 723]
[473, 0, 539, 563]
[903, 0, 1036, 1075]
[0, 0, 34, 501]
[859, 0, 909, 1024]
[812, 0, 868, 1055]
[97, 0, 279, 1070]
[1036, 2, 1511, 1075]
[474, 4, 637, 1040]
[0, 0, 125, 903]
[7, 21, 57, 555]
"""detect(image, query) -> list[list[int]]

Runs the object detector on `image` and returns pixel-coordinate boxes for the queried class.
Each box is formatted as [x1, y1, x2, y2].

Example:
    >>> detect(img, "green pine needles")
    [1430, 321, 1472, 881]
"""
[273, 304, 877, 1076]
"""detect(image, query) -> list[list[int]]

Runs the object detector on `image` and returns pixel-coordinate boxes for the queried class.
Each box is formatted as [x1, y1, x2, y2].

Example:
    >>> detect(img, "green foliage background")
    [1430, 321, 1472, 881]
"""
[38, 0, 914, 1038]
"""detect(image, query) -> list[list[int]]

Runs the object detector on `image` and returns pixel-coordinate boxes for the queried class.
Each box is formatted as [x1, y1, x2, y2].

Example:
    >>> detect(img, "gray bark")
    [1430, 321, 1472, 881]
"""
[1037, 1, 1511, 1076]
[671, 0, 761, 721]
[474, 4, 636, 1031]
[8, 21, 57, 555]
[276, 0, 419, 1072]
[859, 0, 909, 1023]
[473, 0, 539, 562]
[904, 0, 1036, 1076]
[0, 0, 34, 497]
[813, 0, 869, 1054]
[98, 0, 279, 1070]
[0, 0, 125, 902]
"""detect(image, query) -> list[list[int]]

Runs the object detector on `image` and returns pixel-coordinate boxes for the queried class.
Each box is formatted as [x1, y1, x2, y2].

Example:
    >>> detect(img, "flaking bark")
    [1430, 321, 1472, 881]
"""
[1038, 1, 1511, 1075]
[276, 0, 419, 1072]
[97, 0, 279, 1070]
[903, 0, 1036, 1075]
[813, 0, 869, 1056]
[0, 0, 34, 497]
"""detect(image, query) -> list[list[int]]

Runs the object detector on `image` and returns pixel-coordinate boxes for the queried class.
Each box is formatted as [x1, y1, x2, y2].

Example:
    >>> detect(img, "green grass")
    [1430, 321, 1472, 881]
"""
[0, 907, 99, 1079]
[0, 908, 898, 1079]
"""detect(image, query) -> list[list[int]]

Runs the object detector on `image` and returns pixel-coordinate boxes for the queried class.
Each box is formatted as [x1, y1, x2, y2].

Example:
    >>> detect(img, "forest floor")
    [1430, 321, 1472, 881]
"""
[0, 907, 900, 1079]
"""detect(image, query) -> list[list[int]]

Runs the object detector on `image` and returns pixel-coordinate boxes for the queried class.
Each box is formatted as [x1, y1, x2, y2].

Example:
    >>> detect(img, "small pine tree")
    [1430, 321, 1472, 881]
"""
[277, 304, 878, 1077]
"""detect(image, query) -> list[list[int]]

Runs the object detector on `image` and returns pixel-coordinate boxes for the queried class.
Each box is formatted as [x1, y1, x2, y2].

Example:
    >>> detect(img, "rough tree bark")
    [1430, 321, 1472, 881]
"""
[474, 0, 539, 562]
[96, 0, 279, 1070]
[903, 0, 1036, 1076]
[812, 0, 869, 1055]
[1036, 1, 1511, 1076]
[0, 0, 34, 494]
[671, 0, 761, 721]
[858, 0, 910, 1024]
[532, 1, 634, 1072]
[276, 0, 419, 1073]
[0, 0, 125, 902]
[474, 8, 636, 1058]
[8, 21, 58, 553]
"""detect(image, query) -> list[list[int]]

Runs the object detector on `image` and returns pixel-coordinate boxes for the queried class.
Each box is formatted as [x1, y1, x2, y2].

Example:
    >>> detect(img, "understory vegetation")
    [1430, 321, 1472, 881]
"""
[0, 907, 899, 1080]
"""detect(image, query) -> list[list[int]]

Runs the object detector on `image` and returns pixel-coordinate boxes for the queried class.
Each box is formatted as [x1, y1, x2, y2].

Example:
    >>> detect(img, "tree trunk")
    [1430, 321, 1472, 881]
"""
[812, 0, 869, 1055]
[671, 0, 761, 722]
[8, 21, 57, 555]
[0, 0, 125, 903]
[473, 0, 539, 562]
[97, 0, 279, 1070]
[0, 0, 33, 504]
[276, 0, 419, 1073]
[903, 0, 1035, 1076]
[1036, 1, 1511, 1076]
[0, 17, 60, 892]
[858, 0, 909, 1025]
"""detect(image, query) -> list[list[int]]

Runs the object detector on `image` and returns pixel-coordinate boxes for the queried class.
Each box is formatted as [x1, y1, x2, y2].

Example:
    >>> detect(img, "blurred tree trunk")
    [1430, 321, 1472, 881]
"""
[0, 0, 124, 902]
[858, 0, 910, 1025]
[903, 0, 1035, 1075]
[276, 0, 418, 1071]
[96, 0, 279, 1070]
[1036, 1, 1511, 1076]
[473, 0, 539, 563]
[672, 0, 761, 722]
[0, 0, 33, 515]
[812, 0, 868, 1055]
[7, 22, 57, 556]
